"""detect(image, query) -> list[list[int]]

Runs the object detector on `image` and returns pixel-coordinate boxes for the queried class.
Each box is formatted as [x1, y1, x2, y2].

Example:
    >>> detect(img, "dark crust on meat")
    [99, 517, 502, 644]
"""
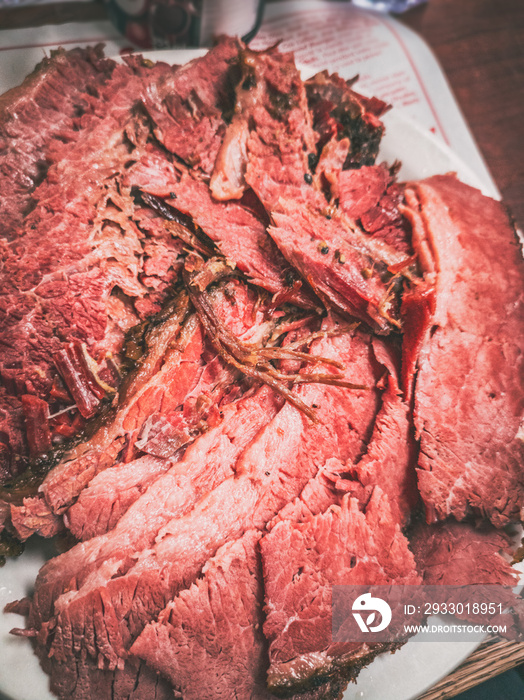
[267, 641, 404, 697]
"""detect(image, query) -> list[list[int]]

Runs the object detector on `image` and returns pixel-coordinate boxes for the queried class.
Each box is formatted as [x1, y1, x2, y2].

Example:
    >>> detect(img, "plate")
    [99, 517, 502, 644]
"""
[0, 50, 506, 700]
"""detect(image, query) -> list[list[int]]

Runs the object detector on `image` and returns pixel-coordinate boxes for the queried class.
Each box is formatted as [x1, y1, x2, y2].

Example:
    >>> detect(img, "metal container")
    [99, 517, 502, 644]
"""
[105, 0, 265, 50]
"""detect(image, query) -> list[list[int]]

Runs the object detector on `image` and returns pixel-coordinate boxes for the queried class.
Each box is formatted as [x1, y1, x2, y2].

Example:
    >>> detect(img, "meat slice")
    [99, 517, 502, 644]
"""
[271, 337, 417, 530]
[131, 531, 271, 700]
[64, 455, 171, 541]
[405, 175, 524, 526]
[28, 327, 383, 694]
[63, 346, 245, 543]
[10, 291, 200, 541]
[348, 373, 418, 525]
[410, 520, 519, 587]
[39, 292, 198, 515]
[142, 36, 240, 174]
[125, 155, 316, 308]
[26, 384, 283, 699]
[269, 198, 405, 333]
[211, 44, 317, 207]
[0, 46, 115, 240]
[410, 520, 524, 640]
[333, 164, 390, 218]
[336, 165, 412, 255]
[305, 70, 388, 171]
[0, 56, 183, 481]
[132, 531, 349, 700]
[261, 488, 420, 695]
[37, 654, 173, 700]
[277, 383, 417, 530]
[166, 174, 317, 309]
[257, 349, 418, 694]
[10, 496, 63, 541]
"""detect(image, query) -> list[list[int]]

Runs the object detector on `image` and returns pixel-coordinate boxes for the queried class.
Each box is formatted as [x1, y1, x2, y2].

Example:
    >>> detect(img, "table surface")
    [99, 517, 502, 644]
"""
[0, 0, 523, 698]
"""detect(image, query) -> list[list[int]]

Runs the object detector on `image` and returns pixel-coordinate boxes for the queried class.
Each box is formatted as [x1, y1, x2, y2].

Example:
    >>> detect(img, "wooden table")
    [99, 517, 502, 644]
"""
[0, 0, 523, 698]
[401, 0, 524, 235]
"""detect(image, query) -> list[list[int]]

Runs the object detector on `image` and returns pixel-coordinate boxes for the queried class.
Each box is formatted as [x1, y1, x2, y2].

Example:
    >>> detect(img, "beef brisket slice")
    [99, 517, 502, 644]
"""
[210, 46, 407, 331]
[142, 36, 240, 174]
[32, 328, 383, 683]
[269, 198, 401, 333]
[410, 519, 519, 587]
[0, 46, 115, 240]
[130, 531, 273, 700]
[39, 294, 199, 514]
[410, 520, 524, 640]
[272, 342, 417, 530]
[336, 165, 412, 255]
[261, 488, 420, 695]
[0, 57, 184, 479]
[407, 175, 524, 526]
[10, 495, 62, 541]
[305, 70, 388, 171]
[212, 45, 318, 208]
[64, 454, 171, 541]
[28, 384, 284, 699]
[39, 654, 173, 700]
[126, 155, 315, 307]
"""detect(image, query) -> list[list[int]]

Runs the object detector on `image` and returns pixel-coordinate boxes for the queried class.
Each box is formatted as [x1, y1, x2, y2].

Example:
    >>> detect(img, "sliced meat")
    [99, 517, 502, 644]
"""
[10, 496, 62, 541]
[29, 327, 384, 687]
[410, 519, 524, 640]
[405, 175, 524, 526]
[131, 531, 272, 700]
[125, 155, 316, 308]
[272, 343, 418, 529]
[64, 455, 171, 541]
[38, 653, 173, 700]
[269, 198, 405, 333]
[0, 57, 184, 481]
[212, 44, 319, 209]
[0, 46, 115, 240]
[305, 70, 388, 169]
[261, 488, 420, 695]
[333, 164, 390, 217]
[142, 36, 241, 174]
[335, 165, 412, 255]
[39, 278, 268, 535]
[234, 71, 411, 333]
[410, 519, 519, 587]
[28, 384, 284, 699]
[348, 370, 418, 525]
[8, 40, 524, 700]
[39, 293, 199, 514]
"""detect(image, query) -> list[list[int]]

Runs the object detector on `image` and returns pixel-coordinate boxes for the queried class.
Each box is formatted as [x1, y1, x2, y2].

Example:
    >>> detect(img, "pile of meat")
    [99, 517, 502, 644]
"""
[1, 37, 523, 700]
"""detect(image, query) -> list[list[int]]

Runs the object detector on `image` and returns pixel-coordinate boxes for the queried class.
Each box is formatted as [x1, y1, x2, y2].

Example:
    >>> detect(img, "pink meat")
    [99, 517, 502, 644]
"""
[261, 488, 420, 695]
[0, 46, 115, 240]
[28, 328, 383, 694]
[405, 175, 524, 526]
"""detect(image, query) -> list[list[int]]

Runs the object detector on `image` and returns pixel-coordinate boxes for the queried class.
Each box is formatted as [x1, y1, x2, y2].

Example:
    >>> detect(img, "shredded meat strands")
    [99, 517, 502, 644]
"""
[184, 257, 368, 422]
